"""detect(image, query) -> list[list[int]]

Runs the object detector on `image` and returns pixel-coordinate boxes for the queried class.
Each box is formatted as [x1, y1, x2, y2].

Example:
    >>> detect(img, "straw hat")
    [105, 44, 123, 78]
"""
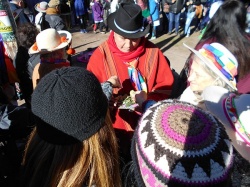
[29, 28, 72, 55]
[35, 1, 48, 13]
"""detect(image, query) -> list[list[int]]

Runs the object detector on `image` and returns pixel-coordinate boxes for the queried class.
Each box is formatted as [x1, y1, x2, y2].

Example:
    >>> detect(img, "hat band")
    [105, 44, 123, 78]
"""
[223, 94, 250, 145]
[114, 20, 144, 34]
[200, 44, 237, 80]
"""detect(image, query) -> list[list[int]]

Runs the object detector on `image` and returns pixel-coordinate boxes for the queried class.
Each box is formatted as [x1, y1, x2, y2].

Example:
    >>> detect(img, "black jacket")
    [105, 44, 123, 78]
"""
[166, 0, 185, 14]
[9, 3, 30, 26]
[185, 0, 201, 12]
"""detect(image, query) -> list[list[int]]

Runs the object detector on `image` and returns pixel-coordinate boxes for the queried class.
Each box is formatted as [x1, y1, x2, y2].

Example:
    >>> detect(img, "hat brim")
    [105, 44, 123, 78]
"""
[107, 12, 150, 39]
[29, 30, 72, 55]
[183, 43, 237, 91]
[203, 86, 250, 162]
[35, 3, 47, 13]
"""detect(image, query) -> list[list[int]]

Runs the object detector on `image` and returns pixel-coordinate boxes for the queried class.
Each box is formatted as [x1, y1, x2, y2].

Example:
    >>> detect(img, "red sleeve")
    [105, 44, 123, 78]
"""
[146, 48, 174, 101]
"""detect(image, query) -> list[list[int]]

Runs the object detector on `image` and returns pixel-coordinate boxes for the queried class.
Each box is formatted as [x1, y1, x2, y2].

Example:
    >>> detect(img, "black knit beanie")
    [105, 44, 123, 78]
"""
[31, 67, 108, 145]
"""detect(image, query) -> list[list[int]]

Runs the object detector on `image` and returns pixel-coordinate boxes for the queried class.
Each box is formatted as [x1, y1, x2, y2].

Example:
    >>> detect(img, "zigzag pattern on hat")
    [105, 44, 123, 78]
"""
[133, 100, 234, 187]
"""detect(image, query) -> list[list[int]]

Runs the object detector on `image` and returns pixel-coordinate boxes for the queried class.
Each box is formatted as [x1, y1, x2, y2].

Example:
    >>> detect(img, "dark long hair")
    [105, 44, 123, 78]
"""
[200, 0, 250, 79]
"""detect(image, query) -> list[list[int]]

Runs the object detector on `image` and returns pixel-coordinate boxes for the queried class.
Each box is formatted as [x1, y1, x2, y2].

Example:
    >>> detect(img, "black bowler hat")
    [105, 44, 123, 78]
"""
[107, 3, 150, 39]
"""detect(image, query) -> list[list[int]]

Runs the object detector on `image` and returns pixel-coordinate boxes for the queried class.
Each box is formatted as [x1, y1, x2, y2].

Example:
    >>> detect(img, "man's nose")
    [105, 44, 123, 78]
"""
[124, 39, 133, 47]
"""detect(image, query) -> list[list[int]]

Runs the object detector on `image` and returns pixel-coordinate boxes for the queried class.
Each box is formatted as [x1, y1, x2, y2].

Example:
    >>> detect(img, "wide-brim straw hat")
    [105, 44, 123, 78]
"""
[29, 28, 72, 55]
[35, 1, 48, 13]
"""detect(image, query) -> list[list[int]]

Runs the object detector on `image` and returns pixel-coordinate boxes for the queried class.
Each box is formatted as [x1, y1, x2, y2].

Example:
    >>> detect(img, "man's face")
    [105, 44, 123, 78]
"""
[114, 33, 141, 53]
[188, 56, 215, 93]
[18, 0, 24, 8]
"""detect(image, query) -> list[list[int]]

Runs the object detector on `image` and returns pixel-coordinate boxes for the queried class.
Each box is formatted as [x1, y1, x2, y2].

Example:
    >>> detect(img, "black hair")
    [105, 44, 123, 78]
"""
[16, 23, 39, 49]
[200, 0, 250, 79]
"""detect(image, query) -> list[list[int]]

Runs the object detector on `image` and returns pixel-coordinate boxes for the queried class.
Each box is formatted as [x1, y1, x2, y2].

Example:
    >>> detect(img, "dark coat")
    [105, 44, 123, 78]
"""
[9, 3, 30, 26]
[166, 0, 185, 14]
[45, 14, 66, 31]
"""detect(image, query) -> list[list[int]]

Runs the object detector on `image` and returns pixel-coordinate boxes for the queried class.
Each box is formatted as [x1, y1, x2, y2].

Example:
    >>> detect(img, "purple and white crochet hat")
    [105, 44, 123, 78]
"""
[131, 100, 234, 187]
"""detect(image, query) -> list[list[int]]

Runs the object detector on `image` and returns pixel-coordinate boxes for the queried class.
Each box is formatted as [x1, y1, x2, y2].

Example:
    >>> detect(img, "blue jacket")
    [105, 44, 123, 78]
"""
[9, 3, 30, 26]
[74, 0, 87, 16]
[148, 0, 160, 22]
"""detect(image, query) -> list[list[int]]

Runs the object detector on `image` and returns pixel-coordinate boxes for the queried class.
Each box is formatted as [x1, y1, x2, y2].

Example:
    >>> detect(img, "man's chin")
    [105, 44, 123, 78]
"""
[121, 49, 131, 53]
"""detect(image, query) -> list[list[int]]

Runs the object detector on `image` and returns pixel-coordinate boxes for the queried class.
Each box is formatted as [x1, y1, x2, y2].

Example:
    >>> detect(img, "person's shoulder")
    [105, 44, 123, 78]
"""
[145, 39, 161, 50]
[9, 2, 18, 10]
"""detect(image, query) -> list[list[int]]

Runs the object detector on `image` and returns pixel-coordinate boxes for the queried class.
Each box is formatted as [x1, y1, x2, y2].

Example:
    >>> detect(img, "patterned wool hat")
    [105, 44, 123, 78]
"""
[131, 100, 234, 187]
[183, 43, 238, 91]
[31, 67, 108, 145]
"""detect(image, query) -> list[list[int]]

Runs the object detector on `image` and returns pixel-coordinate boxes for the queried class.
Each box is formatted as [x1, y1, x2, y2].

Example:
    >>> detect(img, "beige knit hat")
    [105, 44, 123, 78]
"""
[48, 0, 60, 7]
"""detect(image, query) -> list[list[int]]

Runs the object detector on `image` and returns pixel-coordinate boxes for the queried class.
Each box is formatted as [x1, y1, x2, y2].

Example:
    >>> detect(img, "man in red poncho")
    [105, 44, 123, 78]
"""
[87, 3, 174, 164]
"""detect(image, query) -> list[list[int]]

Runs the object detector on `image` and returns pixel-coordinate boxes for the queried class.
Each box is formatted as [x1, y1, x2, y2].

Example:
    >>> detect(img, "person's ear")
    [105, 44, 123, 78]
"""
[55, 5, 60, 12]
[18, 0, 24, 8]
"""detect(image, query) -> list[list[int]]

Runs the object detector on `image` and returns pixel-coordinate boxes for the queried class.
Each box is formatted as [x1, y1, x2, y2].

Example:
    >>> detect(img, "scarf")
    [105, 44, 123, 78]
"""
[107, 32, 148, 92]
[46, 7, 59, 15]
[107, 31, 146, 62]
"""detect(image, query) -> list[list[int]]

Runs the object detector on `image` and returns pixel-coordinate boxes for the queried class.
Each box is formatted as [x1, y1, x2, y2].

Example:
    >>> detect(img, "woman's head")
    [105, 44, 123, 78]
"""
[184, 43, 238, 93]
[22, 113, 120, 187]
[209, 0, 246, 33]
[16, 22, 39, 49]
[188, 56, 220, 93]
[203, 0, 246, 41]
[131, 100, 233, 187]
[22, 67, 121, 187]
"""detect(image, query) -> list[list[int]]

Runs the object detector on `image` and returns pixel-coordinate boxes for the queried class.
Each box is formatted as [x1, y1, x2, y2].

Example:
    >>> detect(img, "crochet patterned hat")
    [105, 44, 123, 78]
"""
[131, 100, 234, 187]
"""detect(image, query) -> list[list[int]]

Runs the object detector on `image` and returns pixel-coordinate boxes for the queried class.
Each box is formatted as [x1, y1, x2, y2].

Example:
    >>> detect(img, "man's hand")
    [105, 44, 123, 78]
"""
[130, 90, 147, 107]
[107, 76, 122, 88]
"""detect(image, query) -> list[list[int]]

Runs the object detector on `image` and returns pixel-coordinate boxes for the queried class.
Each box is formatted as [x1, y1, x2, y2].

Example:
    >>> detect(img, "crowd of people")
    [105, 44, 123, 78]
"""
[0, 0, 250, 186]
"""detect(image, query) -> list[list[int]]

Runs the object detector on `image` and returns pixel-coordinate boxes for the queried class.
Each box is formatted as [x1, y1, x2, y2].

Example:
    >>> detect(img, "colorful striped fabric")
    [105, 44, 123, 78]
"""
[126, 58, 148, 93]
[128, 66, 147, 93]
[200, 44, 238, 81]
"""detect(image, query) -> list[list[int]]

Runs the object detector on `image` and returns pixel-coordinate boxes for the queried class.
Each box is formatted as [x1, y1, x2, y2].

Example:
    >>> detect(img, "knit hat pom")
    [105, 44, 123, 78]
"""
[132, 100, 233, 187]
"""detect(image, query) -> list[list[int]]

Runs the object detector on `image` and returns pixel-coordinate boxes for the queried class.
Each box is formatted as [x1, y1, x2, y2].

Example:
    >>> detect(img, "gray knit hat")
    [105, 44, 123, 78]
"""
[31, 67, 108, 145]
